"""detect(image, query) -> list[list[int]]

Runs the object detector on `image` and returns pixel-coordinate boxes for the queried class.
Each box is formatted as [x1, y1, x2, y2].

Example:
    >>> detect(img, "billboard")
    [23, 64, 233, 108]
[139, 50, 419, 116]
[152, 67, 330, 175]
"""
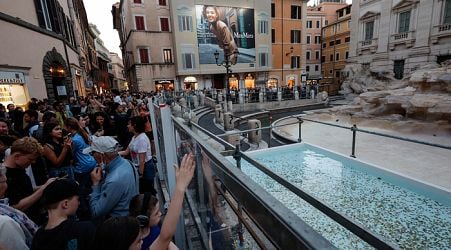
[196, 5, 255, 65]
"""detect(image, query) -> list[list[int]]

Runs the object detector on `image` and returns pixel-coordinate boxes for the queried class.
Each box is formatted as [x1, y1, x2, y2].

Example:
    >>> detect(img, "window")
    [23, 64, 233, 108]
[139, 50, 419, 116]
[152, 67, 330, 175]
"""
[446, 0, 451, 23]
[305, 51, 310, 60]
[336, 53, 340, 61]
[325, 20, 328, 25]
[178, 16, 192, 32]
[306, 65, 310, 72]
[322, 43, 326, 48]
[345, 51, 349, 59]
[398, 11, 410, 33]
[158, 0, 166, 6]
[316, 20, 320, 28]
[330, 54, 333, 61]
[394, 60, 405, 79]
[259, 53, 268, 67]
[291, 6, 302, 19]
[271, 3, 275, 18]
[258, 20, 268, 34]
[291, 56, 300, 68]
[271, 29, 275, 43]
[139, 48, 149, 63]
[306, 20, 312, 28]
[306, 35, 311, 44]
[182, 53, 195, 69]
[365, 21, 374, 40]
[335, 39, 341, 45]
[335, 71, 340, 77]
[163, 49, 172, 63]
[315, 65, 319, 71]
[321, 56, 325, 63]
[291, 30, 301, 43]
[345, 36, 350, 43]
[315, 36, 321, 44]
[160, 17, 169, 31]
[35, 0, 53, 30]
[348, 20, 351, 28]
[135, 16, 145, 30]
[315, 51, 320, 60]
[329, 41, 335, 46]
[133, 0, 142, 3]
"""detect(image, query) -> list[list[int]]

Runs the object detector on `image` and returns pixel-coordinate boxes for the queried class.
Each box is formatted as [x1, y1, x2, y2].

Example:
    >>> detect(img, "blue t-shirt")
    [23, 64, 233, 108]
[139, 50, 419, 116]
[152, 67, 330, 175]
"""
[71, 133, 96, 173]
[142, 226, 160, 250]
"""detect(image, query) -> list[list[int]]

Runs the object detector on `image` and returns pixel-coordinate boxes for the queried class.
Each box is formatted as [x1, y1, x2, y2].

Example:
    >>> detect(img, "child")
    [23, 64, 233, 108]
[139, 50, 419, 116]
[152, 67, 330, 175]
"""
[31, 179, 95, 250]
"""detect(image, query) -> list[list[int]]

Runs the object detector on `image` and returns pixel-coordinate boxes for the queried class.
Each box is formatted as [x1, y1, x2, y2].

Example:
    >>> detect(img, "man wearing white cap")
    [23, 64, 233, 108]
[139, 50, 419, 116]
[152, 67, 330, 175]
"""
[84, 136, 139, 220]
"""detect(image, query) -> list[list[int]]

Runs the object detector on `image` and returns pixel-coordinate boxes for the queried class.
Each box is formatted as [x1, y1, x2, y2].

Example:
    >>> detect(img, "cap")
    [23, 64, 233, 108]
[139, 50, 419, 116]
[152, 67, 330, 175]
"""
[83, 136, 119, 154]
[43, 178, 79, 206]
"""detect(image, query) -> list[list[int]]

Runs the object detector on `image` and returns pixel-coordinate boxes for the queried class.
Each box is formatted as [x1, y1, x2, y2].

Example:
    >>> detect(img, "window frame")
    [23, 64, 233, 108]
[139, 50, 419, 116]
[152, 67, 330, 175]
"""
[290, 30, 301, 43]
[291, 5, 302, 19]
[398, 10, 411, 33]
[258, 20, 269, 34]
[134, 15, 146, 30]
[182, 53, 195, 69]
[178, 15, 192, 32]
[364, 20, 374, 40]
[163, 48, 173, 63]
[290, 56, 300, 68]
[160, 17, 170, 32]
[138, 47, 150, 64]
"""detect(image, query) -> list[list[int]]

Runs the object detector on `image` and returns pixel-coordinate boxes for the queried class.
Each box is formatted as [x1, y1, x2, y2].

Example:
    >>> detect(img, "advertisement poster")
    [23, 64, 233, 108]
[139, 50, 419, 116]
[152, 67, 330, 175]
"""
[196, 5, 255, 64]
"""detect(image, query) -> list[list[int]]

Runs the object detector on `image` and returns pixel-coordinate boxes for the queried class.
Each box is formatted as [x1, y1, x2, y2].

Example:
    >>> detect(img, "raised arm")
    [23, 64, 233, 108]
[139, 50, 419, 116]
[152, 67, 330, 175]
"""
[150, 153, 195, 250]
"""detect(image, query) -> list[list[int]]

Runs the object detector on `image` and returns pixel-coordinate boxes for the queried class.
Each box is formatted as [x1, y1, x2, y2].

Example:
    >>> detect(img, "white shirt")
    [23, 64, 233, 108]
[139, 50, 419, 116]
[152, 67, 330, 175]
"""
[129, 133, 152, 166]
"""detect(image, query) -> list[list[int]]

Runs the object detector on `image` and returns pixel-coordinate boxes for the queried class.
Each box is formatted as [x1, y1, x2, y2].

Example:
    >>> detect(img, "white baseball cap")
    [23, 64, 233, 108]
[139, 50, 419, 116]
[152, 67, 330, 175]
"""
[83, 136, 119, 154]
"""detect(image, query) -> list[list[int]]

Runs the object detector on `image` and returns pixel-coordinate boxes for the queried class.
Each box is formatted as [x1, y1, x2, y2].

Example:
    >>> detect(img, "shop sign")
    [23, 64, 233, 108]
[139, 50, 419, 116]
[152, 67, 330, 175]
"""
[0, 71, 25, 84]
[56, 86, 67, 96]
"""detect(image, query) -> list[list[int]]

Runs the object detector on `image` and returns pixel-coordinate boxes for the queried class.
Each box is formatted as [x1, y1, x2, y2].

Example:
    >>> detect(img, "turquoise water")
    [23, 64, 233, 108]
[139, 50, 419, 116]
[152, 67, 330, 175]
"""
[240, 144, 451, 249]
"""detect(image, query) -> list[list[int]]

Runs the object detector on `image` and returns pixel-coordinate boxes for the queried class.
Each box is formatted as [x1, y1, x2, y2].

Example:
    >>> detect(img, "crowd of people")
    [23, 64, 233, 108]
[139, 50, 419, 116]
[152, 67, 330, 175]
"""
[0, 89, 196, 250]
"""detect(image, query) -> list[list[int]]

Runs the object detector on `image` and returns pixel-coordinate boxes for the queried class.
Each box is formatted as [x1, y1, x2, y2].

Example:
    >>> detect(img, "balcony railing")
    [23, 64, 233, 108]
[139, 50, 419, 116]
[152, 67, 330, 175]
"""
[358, 38, 378, 54]
[431, 23, 451, 43]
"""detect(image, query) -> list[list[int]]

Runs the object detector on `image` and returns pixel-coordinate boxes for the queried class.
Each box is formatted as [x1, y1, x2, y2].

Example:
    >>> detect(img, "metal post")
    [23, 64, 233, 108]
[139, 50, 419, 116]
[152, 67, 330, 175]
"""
[268, 113, 272, 148]
[350, 124, 357, 158]
[297, 117, 303, 143]
[233, 144, 241, 170]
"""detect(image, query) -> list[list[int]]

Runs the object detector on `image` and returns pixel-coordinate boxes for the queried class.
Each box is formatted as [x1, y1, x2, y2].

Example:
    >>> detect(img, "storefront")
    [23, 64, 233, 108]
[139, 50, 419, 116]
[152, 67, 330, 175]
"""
[156, 80, 175, 91]
[229, 74, 238, 89]
[267, 78, 278, 88]
[0, 70, 29, 108]
[244, 73, 255, 89]
[287, 76, 296, 88]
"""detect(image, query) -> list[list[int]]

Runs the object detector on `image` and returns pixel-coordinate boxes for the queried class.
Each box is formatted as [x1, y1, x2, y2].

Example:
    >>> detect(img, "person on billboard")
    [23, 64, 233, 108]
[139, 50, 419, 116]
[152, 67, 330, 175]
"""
[203, 5, 238, 65]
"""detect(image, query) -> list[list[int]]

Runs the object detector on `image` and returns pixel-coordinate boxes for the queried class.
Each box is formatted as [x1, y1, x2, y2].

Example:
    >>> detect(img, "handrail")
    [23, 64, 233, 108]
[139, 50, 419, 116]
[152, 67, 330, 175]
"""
[173, 117, 335, 249]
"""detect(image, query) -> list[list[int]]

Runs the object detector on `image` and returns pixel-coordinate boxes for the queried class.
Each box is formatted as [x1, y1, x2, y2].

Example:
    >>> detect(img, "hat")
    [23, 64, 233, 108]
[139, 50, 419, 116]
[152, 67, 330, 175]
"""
[83, 136, 119, 154]
[43, 179, 79, 206]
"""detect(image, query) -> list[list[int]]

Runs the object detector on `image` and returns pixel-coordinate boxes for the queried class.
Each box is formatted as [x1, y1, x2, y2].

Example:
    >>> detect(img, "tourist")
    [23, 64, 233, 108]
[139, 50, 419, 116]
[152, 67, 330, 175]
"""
[0, 165, 38, 249]
[85, 136, 139, 220]
[3, 137, 56, 222]
[91, 112, 113, 137]
[119, 116, 155, 194]
[91, 216, 142, 250]
[129, 193, 178, 250]
[41, 122, 73, 179]
[31, 179, 95, 250]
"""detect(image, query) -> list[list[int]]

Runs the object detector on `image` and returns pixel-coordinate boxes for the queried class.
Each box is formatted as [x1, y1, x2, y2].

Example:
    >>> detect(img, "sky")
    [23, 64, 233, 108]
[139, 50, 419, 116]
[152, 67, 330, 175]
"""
[83, 0, 122, 55]
[83, 0, 353, 58]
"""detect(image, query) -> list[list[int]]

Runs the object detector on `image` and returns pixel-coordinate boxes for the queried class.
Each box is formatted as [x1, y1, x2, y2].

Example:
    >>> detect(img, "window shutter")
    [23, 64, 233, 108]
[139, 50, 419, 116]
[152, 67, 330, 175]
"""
[34, 0, 46, 28]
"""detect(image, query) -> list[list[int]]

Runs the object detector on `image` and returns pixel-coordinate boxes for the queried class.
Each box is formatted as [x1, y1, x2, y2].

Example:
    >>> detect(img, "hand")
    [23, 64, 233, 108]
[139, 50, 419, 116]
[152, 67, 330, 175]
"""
[42, 177, 57, 188]
[63, 137, 72, 149]
[174, 153, 195, 192]
[90, 167, 102, 185]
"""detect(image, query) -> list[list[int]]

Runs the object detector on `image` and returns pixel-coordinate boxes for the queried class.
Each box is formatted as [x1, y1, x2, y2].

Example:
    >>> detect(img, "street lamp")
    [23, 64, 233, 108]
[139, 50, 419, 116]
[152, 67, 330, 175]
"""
[214, 50, 234, 102]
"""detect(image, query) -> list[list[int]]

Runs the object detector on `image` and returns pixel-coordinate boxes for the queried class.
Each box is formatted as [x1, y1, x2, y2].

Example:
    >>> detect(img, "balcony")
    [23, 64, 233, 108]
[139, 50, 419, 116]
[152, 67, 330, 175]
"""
[431, 23, 451, 44]
[389, 31, 416, 50]
[358, 38, 378, 55]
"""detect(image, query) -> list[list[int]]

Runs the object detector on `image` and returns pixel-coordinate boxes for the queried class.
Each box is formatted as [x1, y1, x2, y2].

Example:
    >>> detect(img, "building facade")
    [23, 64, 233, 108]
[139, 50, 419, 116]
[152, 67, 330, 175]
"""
[90, 24, 113, 93]
[348, 0, 451, 79]
[0, 0, 94, 104]
[270, 0, 308, 88]
[109, 52, 127, 90]
[306, 6, 325, 84]
[321, 4, 351, 94]
[114, 0, 272, 91]
[113, 0, 177, 92]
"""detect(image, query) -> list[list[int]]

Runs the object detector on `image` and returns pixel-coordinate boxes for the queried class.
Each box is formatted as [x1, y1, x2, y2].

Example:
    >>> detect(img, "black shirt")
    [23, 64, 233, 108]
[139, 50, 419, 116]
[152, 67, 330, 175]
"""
[31, 220, 96, 250]
[5, 167, 33, 207]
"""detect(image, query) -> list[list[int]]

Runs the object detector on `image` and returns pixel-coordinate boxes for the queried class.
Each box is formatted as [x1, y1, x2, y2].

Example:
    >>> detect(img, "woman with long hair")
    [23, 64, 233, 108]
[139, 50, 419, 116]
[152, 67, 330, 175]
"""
[119, 116, 155, 194]
[91, 112, 113, 137]
[41, 122, 73, 179]
[64, 117, 96, 220]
